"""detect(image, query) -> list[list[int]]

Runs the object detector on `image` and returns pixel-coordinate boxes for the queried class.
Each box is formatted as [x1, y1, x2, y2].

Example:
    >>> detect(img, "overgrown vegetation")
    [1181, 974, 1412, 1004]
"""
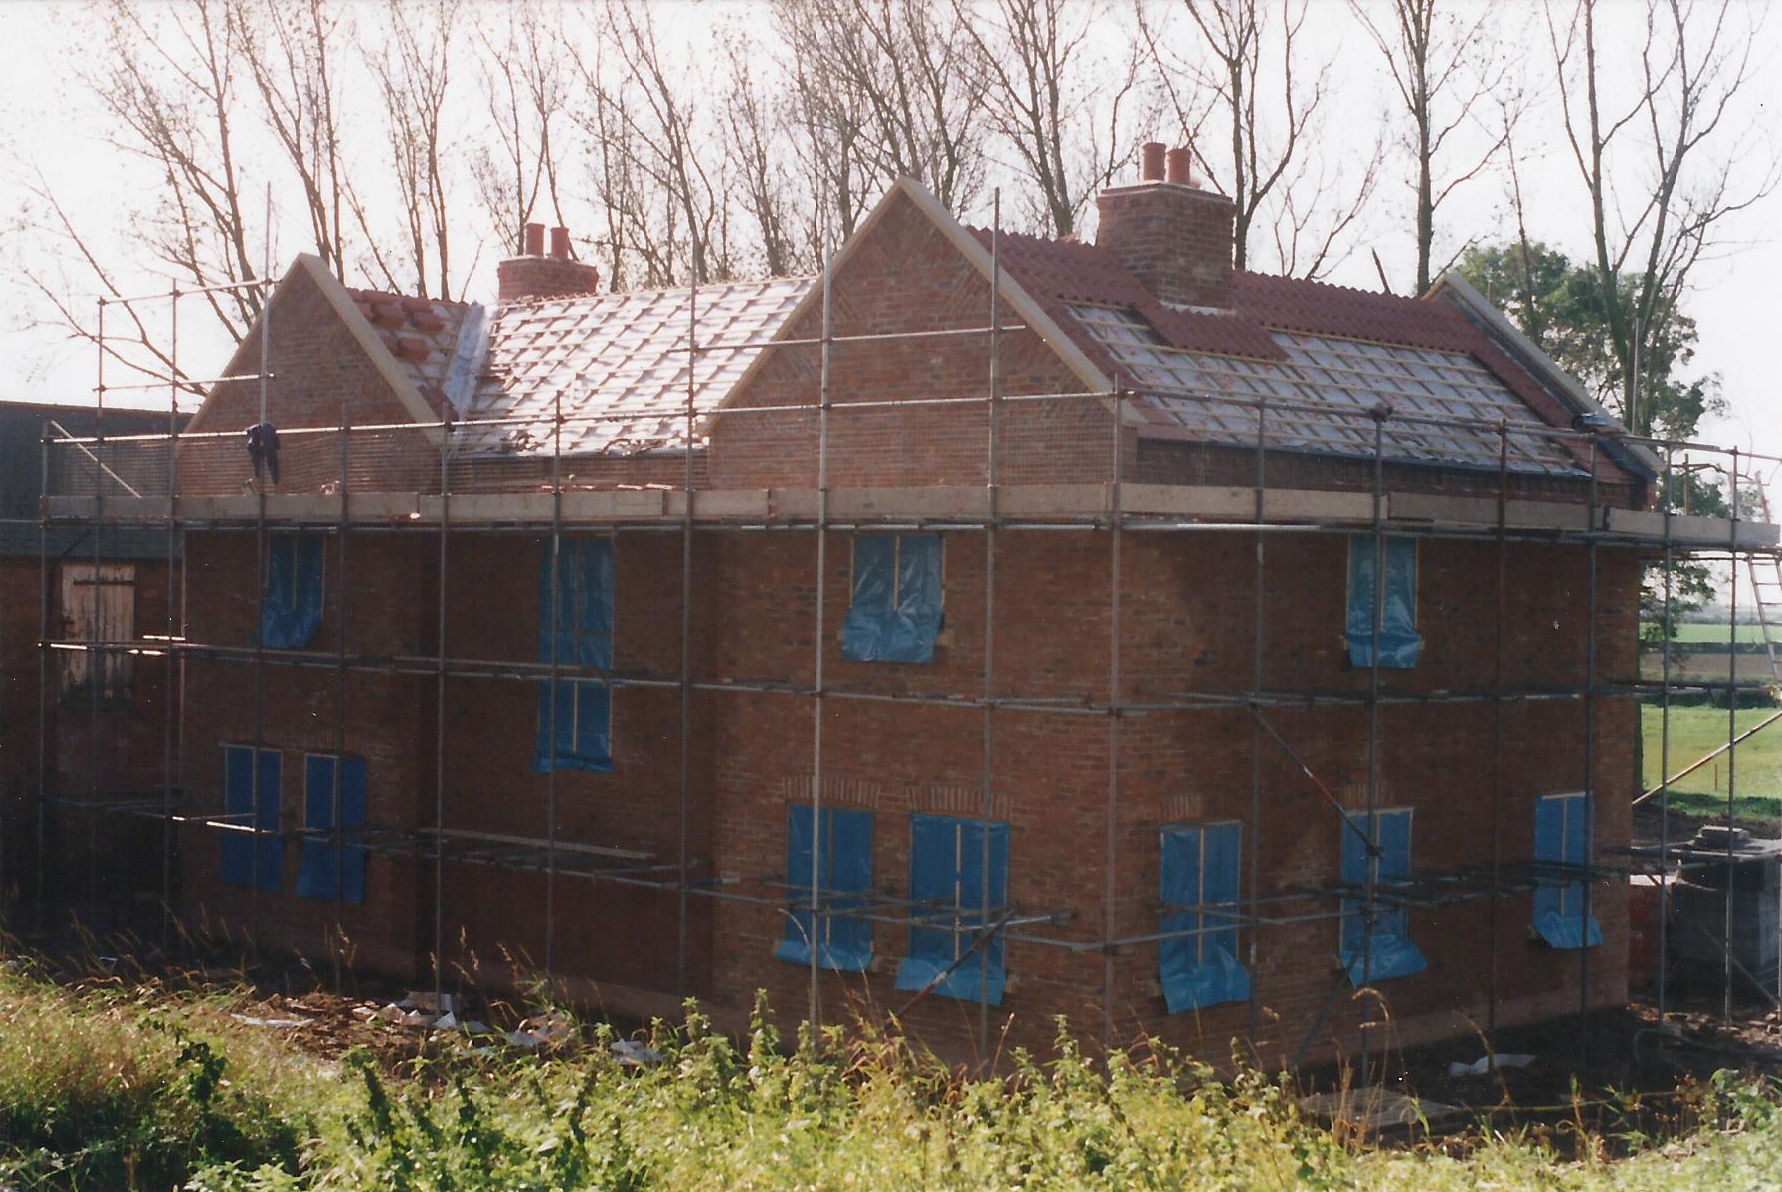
[3, 962, 1782, 1192]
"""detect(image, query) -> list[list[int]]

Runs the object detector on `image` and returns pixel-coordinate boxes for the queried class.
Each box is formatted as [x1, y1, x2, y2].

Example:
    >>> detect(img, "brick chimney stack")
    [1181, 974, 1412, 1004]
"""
[1095, 141, 1236, 309]
[497, 221, 603, 302]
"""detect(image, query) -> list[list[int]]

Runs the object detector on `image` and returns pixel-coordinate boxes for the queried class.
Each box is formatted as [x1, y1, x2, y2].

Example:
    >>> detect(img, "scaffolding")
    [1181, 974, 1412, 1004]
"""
[7, 205, 1782, 1075]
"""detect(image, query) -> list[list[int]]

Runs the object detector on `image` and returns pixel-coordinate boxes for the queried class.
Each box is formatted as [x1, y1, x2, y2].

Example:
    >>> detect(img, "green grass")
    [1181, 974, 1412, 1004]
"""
[6, 965, 1782, 1192]
[1641, 705, 1782, 821]
[1643, 622, 1771, 645]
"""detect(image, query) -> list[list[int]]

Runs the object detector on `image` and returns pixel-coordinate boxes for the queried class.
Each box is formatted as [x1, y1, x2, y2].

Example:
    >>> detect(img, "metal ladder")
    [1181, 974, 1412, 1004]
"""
[1744, 484, 1782, 684]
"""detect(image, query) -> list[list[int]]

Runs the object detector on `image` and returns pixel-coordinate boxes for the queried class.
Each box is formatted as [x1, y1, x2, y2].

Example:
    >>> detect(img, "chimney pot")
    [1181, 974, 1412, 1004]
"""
[549, 226, 571, 260]
[1165, 147, 1193, 186]
[523, 222, 546, 256]
[1140, 141, 1166, 182]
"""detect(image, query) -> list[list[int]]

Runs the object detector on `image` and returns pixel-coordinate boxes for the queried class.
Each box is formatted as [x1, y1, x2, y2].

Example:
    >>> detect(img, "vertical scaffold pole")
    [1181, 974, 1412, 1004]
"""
[162, 288, 180, 949]
[544, 390, 562, 977]
[1657, 444, 1675, 1025]
[1246, 396, 1266, 1049]
[809, 232, 834, 1038]
[1488, 422, 1508, 1042]
[1360, 406, 1387, 1076]
[679, 248, 697, 1002]
[434, 405, 452, 1004]
[1104, 374, 1124, 1056]
[332, 408, 350, 986]
[979, 192, 1000, 1061]
[90, 298, 105, 929]
[1723, 448, 1740, 1022]
[1580, 436, 1600, 1065]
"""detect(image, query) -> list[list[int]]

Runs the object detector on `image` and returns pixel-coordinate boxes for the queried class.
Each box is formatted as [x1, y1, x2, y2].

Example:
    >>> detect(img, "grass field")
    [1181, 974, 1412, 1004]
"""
[1644, 622, 1771, 645]
[1641, 705, 1782, 823]
[4, 963, 1782, 1192]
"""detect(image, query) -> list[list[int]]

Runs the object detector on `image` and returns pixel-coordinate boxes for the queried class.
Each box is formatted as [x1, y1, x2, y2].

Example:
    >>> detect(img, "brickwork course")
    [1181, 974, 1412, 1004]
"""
[31, 146, 1717, 1071]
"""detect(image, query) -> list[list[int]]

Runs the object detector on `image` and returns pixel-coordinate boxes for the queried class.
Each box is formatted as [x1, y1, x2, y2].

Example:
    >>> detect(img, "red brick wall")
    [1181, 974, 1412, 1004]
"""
[140, 183, 1645, 1066]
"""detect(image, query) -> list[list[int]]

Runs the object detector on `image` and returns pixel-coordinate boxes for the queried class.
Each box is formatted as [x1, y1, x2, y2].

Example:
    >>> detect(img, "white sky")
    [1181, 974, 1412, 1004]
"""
[1, 0, 1777, 491]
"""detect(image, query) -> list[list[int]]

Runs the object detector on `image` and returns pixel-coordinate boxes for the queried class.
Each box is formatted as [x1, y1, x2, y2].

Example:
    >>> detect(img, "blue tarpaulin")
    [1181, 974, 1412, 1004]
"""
[1340, 810, 1427, 984]
[534, 536, 613, 773]
[1533, 794, 1602, 949]
[1159, 823, 1251, 1013]
[258, 534, 324, 649]
[1345, 536, 1420, 668]
[775, 805, 874, 971]
[895, 814, 1008, 1004]
[296, 755, 367, 903]
[842, 534, 942, 663]
[221, 746, 283, 891]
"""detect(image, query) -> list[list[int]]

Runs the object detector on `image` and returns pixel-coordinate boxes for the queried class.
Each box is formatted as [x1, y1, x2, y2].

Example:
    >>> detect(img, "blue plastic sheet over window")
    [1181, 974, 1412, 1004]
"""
[842, 534, 942, 663]
[1340, 809, 1427, 984]
[1533, 793, 1602, 949]
[1159, 823, 1251, 1013]
[1345, 536, 1420, 668]
[775, 806, 874, 971]
[895, 814, 1008, 1003]
[221, 745, 283, 891]
[258, 534, 324, 649]
[534, 536, 613, 773]
[297, 755, 367, 903]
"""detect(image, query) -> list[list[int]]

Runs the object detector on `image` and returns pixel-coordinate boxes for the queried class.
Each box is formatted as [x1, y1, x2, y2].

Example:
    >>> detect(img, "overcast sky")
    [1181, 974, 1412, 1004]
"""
[2, 0, 1777, 498]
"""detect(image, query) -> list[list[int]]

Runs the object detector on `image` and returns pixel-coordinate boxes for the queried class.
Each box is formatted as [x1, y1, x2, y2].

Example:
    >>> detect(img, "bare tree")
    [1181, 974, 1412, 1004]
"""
[231, 0, 352, 281]
[471, 2, 571, 258]
[720, 28, 812, 276]
[353, 0, 464, 299]
[1545, 0, 1776, 435]
[961, 0, 1150, 238]
[1351, 0, 1523, 293]
[1142, 0, 1380, 278]
[565, 0, 735, 287]
[775, 0, 986, 219]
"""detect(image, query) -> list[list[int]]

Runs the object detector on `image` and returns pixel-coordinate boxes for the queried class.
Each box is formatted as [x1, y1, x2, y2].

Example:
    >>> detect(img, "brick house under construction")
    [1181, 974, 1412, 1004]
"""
[45, 146, 1778, 1067]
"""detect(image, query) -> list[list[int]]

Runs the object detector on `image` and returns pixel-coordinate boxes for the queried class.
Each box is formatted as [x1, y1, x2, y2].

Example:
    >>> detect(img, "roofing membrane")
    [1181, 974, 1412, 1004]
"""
[459, 277, 814, 457]
[1067, 303, 1583, 475]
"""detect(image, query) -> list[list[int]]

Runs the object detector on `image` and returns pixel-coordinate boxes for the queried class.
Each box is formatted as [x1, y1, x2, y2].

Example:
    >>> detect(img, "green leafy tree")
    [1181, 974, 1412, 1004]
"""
[1457, 240, 1728, 650]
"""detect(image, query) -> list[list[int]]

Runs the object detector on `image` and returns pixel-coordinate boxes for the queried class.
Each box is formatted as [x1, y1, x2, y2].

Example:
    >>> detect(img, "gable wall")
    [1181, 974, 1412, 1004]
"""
[709, 188, 1114, 491]
[179, 267, 437, 497]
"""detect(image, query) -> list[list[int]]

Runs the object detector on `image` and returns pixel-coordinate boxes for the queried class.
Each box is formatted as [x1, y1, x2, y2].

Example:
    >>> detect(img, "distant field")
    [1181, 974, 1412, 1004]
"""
[1644, 621, 1771, 644]
[1641, 705, 1782, 822]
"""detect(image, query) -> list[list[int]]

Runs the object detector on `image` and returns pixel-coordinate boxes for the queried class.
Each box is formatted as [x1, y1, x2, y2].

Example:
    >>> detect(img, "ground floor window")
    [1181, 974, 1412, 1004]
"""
[1339, 808, 1427, 984]
[220, 745, 283, 891]
[774, 805, 873, 971]
[1533, 792, 1602, 949]
[297, 754, 367, 904]
[894, 813, 1008, 1004]
[1159, 821, 1250, 1012]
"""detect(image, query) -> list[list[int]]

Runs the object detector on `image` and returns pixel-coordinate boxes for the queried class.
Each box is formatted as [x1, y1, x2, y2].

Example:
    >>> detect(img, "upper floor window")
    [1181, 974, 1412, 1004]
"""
[259, 533, 324, 650]
[60, 563, 134, 699]
[534, 535, 613, 773]
[841, 533, 942, 663]
[1344, 535, 1419, 668]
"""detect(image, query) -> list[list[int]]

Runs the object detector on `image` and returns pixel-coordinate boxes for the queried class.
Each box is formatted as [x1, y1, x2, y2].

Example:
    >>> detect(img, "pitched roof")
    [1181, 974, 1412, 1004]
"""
[456, 277, 814, 457]
[971, 228, 1604, 477]
[342, 288, 470, 418]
